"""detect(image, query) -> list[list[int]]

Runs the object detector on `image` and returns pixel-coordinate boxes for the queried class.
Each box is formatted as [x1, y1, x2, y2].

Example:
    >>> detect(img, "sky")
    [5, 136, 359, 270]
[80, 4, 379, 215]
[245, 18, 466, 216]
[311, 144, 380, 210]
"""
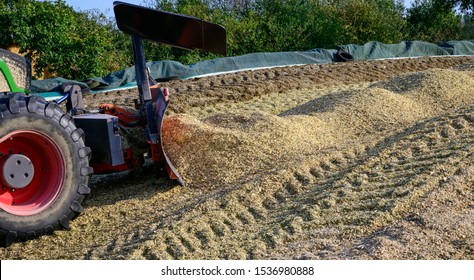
[62, 0, 416, 15]
[64, 0, 148, 15]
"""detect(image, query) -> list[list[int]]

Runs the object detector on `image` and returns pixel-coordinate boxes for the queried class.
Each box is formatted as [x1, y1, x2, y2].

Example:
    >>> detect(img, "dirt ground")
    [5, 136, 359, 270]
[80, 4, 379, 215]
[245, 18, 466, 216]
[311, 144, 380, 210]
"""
[1, 56, 474, 259]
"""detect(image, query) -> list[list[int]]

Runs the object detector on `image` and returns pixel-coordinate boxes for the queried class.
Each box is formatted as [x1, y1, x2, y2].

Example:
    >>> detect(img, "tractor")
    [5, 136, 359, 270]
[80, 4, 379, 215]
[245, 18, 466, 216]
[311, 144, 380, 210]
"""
[0, 1, 226, 247]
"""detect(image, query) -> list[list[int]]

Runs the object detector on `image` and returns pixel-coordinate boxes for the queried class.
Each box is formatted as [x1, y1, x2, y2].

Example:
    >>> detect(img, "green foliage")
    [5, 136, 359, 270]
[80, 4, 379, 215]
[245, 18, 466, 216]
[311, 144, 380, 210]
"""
[446, 0, 474, 11]
[324, 0, 406, 44]
[0, 0, 129, 80]
[463, 13, 474, 38]
[406, 0, 464, 43]
[222, 9, 268, 55]
[253, 0, 342, 51]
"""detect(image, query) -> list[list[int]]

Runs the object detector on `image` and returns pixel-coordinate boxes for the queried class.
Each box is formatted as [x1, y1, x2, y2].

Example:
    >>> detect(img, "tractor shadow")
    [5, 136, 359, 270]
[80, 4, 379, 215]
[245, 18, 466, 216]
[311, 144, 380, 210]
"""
[84, 164, 178, 207]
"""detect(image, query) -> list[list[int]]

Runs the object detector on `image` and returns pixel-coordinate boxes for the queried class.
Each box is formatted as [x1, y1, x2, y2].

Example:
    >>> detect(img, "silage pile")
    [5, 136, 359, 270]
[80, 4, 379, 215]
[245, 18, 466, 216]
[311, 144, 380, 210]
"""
[163, 68, 474, 188]
[163, 112, 333, 187]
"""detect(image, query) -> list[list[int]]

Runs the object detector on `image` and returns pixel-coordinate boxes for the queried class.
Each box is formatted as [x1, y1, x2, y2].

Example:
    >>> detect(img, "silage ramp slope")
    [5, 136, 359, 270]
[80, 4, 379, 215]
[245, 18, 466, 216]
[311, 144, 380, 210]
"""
[130, 106, 474, 260]
[152, 67, 474, 259]
[163, 68, 474, 190]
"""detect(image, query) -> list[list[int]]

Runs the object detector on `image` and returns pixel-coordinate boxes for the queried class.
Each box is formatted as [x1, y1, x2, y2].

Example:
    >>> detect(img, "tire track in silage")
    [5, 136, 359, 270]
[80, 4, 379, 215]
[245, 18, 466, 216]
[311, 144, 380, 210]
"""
[262, 107, 474, 259]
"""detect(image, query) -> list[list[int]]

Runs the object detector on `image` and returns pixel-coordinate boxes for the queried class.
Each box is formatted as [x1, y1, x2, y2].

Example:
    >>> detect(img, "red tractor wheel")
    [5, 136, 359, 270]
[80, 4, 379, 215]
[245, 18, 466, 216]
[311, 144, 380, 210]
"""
[0, 93, 93, 247]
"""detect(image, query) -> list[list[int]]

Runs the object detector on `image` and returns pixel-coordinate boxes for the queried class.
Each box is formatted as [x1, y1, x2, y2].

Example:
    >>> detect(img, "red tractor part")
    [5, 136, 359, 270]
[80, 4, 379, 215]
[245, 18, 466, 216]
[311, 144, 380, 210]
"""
[0, 130, 65, 216]
[0, 93, 92, 247]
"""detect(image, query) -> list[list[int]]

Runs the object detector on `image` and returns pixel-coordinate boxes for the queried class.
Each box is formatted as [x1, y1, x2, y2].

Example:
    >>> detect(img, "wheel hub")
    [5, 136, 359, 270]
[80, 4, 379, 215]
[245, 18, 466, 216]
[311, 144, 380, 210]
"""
[2, 154, 35, 189]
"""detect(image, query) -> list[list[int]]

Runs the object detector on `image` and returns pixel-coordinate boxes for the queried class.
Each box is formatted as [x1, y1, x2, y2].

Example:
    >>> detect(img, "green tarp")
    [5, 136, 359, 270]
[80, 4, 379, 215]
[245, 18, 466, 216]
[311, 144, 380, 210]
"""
[31, 40, 474, 94]
[339, 40, 474, 59]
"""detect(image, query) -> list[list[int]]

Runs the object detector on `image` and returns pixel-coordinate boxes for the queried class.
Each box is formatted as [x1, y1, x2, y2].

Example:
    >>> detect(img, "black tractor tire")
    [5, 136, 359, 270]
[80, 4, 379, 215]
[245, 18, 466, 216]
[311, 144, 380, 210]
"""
[0, 92, 93, 247]
[334, 50, 354, 62]
[0, 49, 32, 92]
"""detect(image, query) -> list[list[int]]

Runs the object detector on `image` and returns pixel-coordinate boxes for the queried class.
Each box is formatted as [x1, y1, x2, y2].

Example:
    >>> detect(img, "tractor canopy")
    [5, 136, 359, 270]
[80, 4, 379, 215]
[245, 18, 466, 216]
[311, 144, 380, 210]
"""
[113, 1, 227, 56]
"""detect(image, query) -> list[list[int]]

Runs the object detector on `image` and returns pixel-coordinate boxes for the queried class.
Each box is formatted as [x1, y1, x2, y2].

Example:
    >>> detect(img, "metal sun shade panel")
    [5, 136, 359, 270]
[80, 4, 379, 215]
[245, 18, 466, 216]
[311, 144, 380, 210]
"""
[113, 1, 227, 56]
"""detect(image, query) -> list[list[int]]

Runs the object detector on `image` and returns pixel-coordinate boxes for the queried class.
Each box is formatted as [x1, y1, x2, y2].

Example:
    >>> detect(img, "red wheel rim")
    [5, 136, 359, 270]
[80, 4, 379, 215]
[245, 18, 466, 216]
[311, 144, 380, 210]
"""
[0, 130, 65, 216]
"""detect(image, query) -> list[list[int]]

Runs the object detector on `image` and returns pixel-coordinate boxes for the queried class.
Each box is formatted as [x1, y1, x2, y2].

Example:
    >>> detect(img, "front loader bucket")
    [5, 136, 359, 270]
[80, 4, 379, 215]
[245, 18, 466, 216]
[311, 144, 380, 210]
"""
[151, 86, 184, 186]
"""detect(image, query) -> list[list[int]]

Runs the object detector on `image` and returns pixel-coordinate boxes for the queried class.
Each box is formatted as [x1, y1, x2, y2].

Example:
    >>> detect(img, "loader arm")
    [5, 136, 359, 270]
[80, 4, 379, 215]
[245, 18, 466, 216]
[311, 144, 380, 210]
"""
[112, 2, 227, 185]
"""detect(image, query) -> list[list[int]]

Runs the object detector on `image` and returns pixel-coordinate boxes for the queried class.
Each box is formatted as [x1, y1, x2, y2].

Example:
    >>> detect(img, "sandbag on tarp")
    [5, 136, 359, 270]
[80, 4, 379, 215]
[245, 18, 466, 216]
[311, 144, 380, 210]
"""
[339, 40, 474, 60]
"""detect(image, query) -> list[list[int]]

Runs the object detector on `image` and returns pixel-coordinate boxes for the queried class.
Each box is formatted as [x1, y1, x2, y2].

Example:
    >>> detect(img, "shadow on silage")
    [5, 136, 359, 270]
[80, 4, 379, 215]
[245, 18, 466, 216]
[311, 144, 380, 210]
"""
[85, 165, 177, 207]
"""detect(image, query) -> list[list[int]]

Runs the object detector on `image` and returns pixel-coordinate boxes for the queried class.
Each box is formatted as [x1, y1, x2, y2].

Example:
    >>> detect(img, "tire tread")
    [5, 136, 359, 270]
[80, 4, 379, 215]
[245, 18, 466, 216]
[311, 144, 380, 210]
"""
[0, 93, 92, 247]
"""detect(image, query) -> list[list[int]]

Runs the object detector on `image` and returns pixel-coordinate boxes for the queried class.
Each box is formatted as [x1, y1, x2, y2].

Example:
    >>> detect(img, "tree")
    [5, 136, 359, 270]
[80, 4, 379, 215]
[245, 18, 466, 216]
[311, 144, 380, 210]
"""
[445, 0, 474, 11]
[406, 0, 464, 43]
[253, 0, 342, 51]
[0, 0, 129, 80]
[323, 0, 406, 44]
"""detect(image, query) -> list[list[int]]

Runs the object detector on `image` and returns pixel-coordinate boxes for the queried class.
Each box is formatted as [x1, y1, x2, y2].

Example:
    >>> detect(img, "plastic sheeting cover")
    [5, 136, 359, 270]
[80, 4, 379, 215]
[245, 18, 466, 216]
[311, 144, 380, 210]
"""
[31, 40, 474, 94]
